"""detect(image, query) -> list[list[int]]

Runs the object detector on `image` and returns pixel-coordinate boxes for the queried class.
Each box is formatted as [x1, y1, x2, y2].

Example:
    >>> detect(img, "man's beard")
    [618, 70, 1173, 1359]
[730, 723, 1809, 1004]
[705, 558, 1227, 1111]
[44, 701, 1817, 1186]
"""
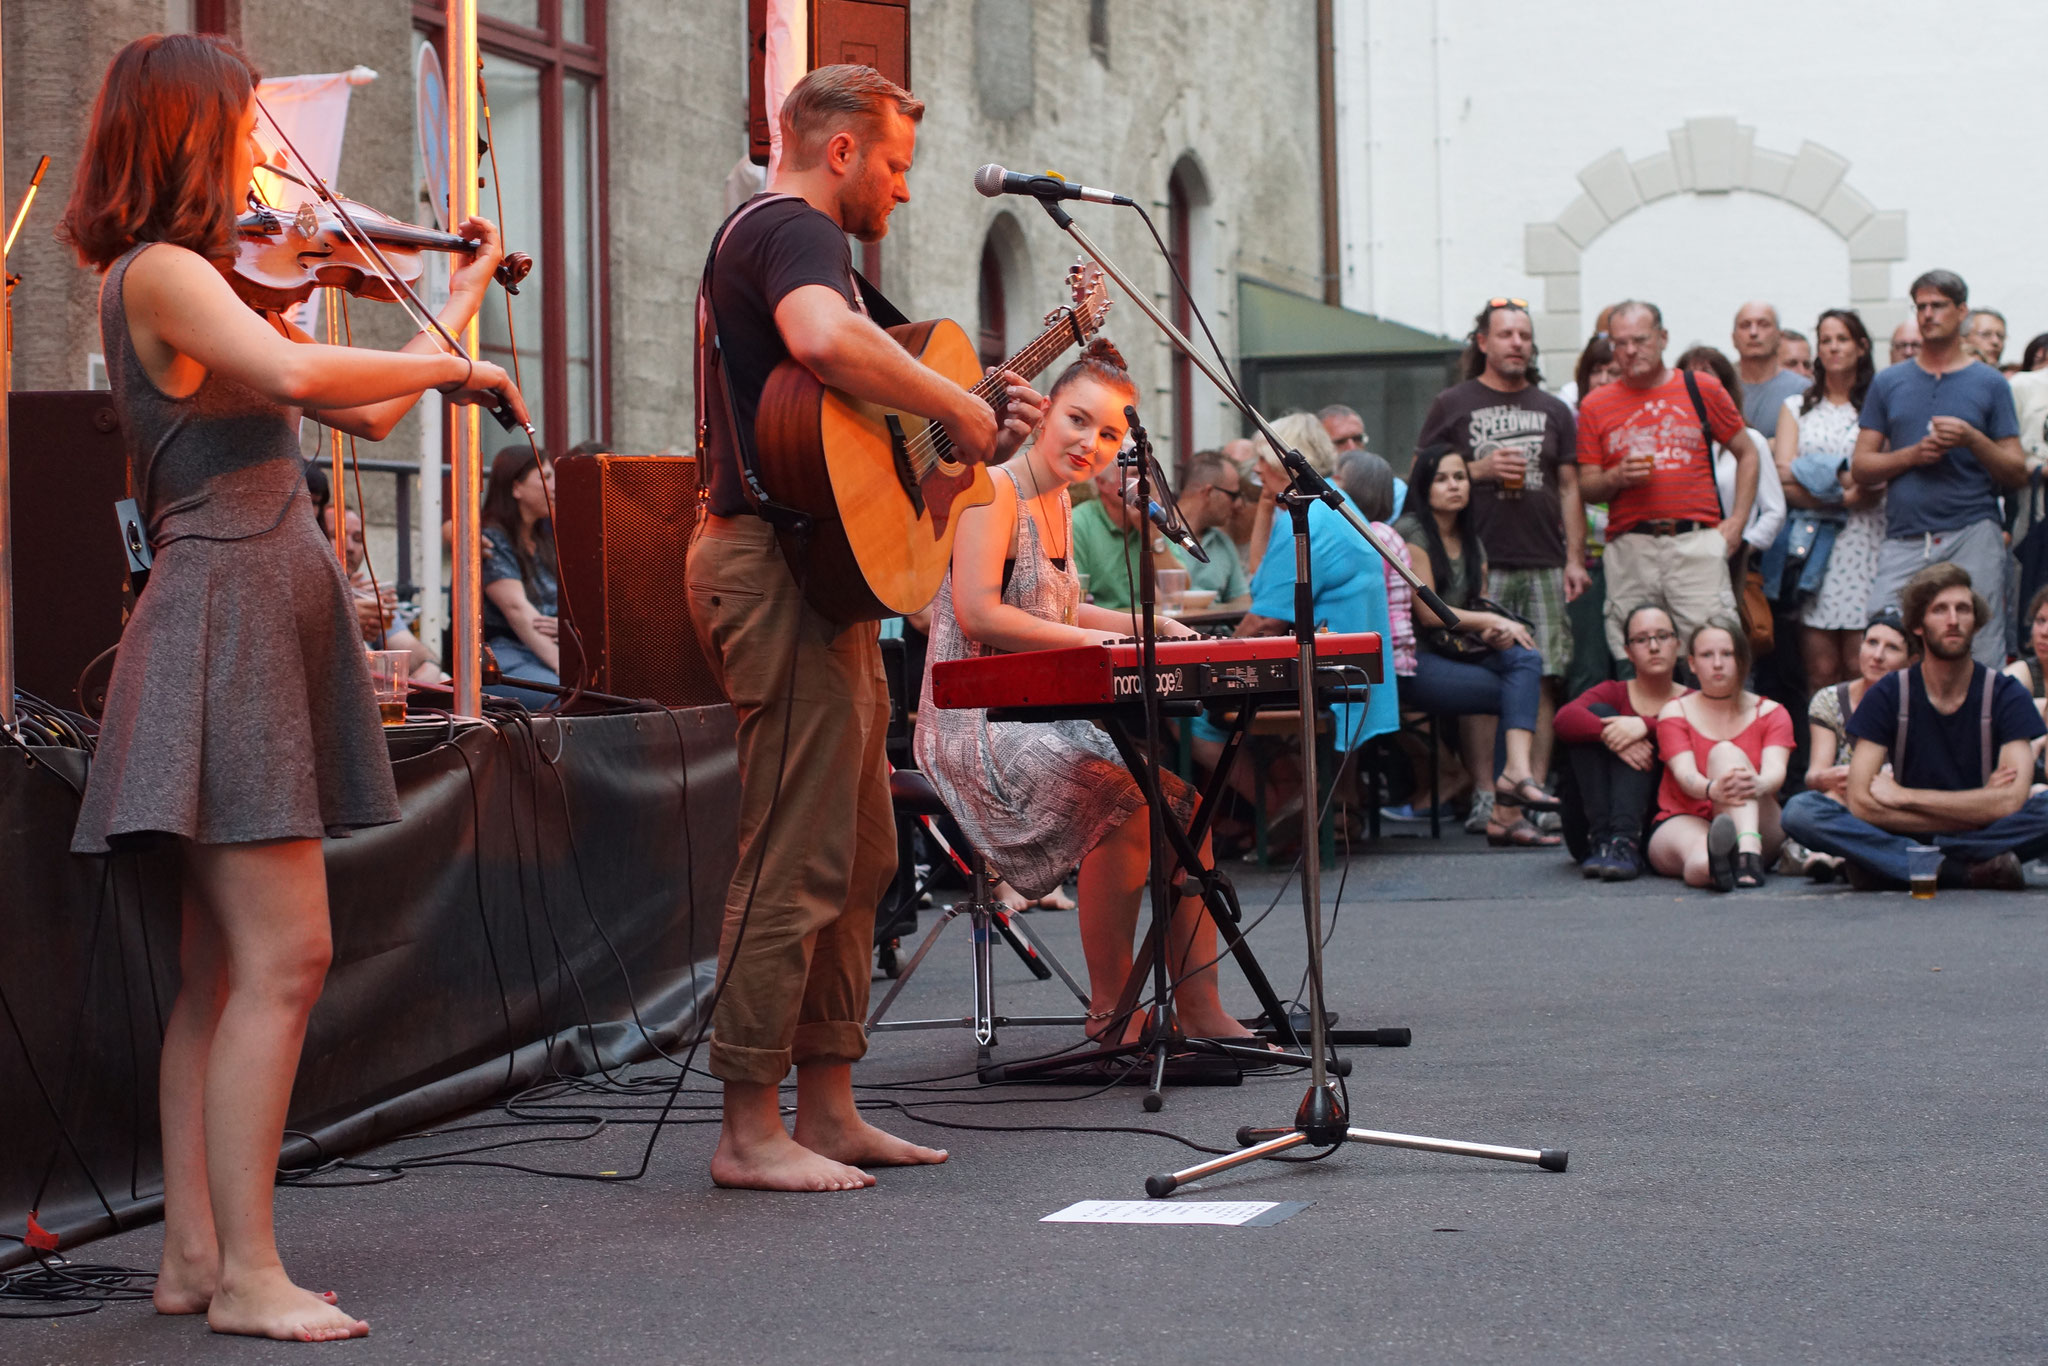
[1925, 630, 1974, 660]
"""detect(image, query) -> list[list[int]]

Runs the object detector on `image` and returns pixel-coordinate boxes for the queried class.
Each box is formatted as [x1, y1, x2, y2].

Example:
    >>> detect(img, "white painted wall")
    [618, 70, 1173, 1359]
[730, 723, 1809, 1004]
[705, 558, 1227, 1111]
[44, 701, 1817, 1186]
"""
[1333, 0, 2048, 382]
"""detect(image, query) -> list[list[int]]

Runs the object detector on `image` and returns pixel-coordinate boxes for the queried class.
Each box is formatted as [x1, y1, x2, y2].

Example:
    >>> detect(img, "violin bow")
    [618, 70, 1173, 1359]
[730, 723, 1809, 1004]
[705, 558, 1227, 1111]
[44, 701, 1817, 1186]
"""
[251, 93, 532, 436]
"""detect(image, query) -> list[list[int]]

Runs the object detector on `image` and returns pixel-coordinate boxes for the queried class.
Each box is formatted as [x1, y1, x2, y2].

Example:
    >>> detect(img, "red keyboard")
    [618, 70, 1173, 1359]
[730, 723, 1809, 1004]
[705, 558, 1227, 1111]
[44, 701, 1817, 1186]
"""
[931, 632, 1382, 713]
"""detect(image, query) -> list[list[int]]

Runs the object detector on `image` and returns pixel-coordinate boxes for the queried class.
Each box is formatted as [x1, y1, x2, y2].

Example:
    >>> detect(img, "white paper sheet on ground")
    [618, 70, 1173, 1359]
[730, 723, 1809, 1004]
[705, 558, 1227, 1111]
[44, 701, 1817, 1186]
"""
[1042, 1200, 1310, 1226]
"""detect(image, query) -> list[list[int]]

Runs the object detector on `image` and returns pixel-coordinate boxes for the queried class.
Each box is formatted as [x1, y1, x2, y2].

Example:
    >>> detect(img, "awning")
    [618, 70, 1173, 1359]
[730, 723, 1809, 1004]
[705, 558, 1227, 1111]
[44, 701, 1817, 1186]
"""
[1237, 278, 1462, 359]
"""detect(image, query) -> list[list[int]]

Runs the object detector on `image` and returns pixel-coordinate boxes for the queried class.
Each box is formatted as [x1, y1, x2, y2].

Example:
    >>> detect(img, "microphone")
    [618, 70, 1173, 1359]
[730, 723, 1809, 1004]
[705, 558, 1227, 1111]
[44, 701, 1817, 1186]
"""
[974, 163, 1133, 207]
[1122, 483, 1210, 563]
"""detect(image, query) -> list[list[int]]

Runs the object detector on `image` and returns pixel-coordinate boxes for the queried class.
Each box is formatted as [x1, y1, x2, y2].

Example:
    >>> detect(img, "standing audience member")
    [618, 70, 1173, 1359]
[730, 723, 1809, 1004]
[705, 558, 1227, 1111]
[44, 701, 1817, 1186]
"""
[1731, 301, 1808, 439]
[1852, 270, 2025, 668]
[1169, 449, 1250, 602]
[1578, 301, 1761, 657]
[1779, 329, 1813, 379]
[1648, 622, 1792, 892]
[1555, 604, 1689, 880]
[1676, 346, 1786, 558]
[1319, 404, 1367, 455]
[1889, 318, 1922, 366]
[1395, 444, 1558, 847]
[1964, 307, 2007, 370]
[1781, 563, 2048, 889]
[1564, 332, 1622, 698]
[1418, 299, 1586, 787]
[481, 446, 561, 706]
[1777, 310, 1883, 688]
[1794, 609, 1917, 878]
[2019, 334, 2048, 374]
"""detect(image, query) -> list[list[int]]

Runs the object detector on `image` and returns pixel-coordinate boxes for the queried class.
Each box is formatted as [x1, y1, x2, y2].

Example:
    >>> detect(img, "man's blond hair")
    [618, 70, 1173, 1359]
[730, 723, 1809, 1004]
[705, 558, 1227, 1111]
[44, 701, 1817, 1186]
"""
[779, 64, 924, 170]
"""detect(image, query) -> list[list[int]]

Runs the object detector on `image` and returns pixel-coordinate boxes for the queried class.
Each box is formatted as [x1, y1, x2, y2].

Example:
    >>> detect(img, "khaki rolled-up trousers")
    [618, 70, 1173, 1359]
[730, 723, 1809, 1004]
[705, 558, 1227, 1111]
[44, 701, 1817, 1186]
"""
[685, 513, 896, 1085]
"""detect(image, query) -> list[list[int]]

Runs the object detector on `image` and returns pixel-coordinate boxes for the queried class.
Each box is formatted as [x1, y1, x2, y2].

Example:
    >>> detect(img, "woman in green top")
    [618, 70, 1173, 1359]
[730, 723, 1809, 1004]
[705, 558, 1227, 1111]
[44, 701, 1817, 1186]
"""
[1396, 444, 1558, 847]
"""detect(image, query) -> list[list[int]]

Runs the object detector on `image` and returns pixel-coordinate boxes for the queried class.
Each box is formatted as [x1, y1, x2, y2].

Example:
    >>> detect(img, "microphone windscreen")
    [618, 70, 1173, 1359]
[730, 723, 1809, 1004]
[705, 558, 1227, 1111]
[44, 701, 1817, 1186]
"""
[973, 164, 1008, 198]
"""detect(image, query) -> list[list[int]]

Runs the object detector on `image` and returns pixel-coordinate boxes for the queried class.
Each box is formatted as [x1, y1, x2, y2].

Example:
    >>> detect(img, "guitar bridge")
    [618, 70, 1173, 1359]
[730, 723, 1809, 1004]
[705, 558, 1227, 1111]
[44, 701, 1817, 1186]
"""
[885, 413, 927, 518]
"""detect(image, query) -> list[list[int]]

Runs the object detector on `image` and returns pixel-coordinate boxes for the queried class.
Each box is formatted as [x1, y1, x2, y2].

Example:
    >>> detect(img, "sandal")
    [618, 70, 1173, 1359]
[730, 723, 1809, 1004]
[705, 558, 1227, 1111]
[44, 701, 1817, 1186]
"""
[1706, 813, 1737, 892]
[1733, 850, 1767, 889]
[1486, 814, 1561, 848]
[1494, 776, 1561, 813]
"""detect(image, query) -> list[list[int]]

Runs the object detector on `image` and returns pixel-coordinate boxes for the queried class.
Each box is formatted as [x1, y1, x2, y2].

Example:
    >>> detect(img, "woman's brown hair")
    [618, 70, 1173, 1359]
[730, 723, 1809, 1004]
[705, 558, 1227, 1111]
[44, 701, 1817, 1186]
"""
[482, 445, 557, 594]
[61, 33, 259, 270]
[1047, 336, 1135, 402]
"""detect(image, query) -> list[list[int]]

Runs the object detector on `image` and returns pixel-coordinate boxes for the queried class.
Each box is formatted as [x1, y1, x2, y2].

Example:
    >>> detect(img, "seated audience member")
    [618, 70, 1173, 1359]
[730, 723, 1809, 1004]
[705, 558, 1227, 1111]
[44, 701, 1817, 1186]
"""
[1648, 621, 1792, 891]
[1395, 443, 1557, 848]
[1338, 449, 1441, 821]
[1069, 457, 1163, 612]
[2004, 584, 2048, 717]
[1171, 449, 1251, 602]
[1555, 605, 1688, 880]
[481, 446, 561, 707]
[1783, 564, 2048, 889]
[1793, 609, 1917, 878]
[318, 504, 443, 682]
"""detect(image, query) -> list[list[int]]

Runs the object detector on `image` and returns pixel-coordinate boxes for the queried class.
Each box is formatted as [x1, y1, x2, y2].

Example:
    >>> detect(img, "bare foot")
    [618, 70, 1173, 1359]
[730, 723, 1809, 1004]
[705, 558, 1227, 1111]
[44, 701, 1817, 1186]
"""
[153, 1243, 216, 1316]
[206, 1270, 367, 1342]
[1178, 1005, 1259, 1041]
[711, 1127, 874, 1191]
[1086, 1006, 1148, 1049]
[793, 1114, 948, 1169]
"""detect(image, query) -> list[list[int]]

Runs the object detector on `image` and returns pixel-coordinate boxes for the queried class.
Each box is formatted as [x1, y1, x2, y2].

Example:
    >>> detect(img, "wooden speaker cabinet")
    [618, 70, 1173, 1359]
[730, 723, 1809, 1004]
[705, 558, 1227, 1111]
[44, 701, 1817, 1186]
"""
[553, 454, 724, 709]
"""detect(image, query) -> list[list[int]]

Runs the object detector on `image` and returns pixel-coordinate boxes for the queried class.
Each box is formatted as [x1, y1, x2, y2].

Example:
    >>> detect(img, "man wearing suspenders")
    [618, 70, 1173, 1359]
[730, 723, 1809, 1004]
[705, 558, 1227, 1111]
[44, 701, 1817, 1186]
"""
[1782, 562, 2048, 889]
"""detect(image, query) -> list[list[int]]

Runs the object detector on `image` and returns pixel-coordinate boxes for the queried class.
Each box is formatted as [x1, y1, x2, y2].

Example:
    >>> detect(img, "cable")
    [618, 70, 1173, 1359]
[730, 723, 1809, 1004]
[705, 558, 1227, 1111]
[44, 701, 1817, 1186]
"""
[0, 1250, 155, 1319]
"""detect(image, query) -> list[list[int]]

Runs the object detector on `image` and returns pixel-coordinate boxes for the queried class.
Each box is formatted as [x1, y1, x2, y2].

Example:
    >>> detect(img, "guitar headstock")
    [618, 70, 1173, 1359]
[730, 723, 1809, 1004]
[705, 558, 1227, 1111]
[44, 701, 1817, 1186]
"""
[1047, 259, 1112, 341]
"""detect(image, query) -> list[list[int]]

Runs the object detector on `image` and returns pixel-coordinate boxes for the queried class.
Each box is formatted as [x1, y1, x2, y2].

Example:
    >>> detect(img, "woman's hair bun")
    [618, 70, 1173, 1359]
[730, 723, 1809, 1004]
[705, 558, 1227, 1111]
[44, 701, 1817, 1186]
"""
[1048, 334, 1135, 400]
[1080, 336, 1129, 373]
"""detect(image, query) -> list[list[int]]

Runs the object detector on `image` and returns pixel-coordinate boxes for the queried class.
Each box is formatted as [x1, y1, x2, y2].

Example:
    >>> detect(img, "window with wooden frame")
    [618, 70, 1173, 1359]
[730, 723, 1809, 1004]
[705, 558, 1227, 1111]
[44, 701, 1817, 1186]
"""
[414, 1, 609, 457]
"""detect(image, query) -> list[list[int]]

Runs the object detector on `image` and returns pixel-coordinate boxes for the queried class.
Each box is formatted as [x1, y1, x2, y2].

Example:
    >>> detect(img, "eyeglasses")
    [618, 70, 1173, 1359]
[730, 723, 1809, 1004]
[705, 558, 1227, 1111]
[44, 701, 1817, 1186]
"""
[1206, 484, 1246, 502]
[1626, 630, 1678, 647]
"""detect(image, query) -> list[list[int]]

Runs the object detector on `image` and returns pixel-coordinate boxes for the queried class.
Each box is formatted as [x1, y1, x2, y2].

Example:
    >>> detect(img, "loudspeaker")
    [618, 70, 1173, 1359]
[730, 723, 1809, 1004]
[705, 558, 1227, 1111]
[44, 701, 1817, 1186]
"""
[8, 391, 132, 710]
[554, 454, 724, 709]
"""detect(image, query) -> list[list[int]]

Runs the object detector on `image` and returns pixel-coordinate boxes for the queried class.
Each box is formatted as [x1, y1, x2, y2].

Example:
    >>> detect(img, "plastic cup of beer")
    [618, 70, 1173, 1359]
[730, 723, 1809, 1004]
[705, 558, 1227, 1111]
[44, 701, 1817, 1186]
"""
[1906, 843, 1942, 900]
[366, 650, 410, 728]
[1157, 566, 1190, 616]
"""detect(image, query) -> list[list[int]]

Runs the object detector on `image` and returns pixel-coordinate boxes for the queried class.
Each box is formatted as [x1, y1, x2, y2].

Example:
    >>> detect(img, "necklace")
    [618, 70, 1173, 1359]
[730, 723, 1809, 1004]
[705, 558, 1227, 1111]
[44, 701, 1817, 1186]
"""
[1017, 450, 1069, 562]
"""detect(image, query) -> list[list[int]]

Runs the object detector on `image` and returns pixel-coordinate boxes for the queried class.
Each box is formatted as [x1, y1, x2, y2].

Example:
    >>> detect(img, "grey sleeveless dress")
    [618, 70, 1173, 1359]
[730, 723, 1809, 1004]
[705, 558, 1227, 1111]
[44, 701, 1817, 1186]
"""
[71, 244, 402, 853]
[914, 470, 1194, 900]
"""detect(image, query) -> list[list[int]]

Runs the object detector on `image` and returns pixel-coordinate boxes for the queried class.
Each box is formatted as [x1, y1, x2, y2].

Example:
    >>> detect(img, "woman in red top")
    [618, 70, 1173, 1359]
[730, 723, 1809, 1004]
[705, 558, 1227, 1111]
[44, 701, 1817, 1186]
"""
[1555, 604, 1689, 880]
[1648, 622, 1793, 890]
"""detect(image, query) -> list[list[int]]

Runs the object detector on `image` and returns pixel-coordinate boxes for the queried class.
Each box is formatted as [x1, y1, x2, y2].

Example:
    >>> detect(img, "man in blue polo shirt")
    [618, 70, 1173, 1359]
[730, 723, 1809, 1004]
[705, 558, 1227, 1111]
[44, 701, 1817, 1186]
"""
[1852, 269, 2026, 667]
[1782, 563, 2048, 889]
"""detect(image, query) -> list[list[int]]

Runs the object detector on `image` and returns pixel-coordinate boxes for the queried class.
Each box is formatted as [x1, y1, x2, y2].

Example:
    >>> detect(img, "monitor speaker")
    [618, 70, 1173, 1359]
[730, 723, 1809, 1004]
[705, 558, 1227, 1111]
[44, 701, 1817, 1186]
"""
[554, 454, 724, 709]
[8, 391, 132, 711]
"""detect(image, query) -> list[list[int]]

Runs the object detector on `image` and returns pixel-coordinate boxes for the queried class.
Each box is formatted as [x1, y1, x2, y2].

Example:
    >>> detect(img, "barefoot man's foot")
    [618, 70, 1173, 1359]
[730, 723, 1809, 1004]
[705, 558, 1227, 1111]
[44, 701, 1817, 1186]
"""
[792, 1115, 948, 1169]
[206, 1271, 367, 1342]
[711, 1127, 874, 1192]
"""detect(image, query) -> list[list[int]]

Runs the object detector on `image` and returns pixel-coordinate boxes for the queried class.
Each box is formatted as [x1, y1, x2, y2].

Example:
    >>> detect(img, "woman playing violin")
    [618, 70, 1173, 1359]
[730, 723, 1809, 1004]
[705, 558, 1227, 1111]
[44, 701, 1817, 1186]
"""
[62, 34, 527, 1342]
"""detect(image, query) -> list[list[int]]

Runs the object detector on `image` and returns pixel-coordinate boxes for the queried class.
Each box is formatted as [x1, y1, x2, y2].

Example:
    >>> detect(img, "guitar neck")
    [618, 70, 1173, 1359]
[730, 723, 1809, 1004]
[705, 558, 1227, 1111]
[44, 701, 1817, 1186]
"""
[969, 310, 1089, 402]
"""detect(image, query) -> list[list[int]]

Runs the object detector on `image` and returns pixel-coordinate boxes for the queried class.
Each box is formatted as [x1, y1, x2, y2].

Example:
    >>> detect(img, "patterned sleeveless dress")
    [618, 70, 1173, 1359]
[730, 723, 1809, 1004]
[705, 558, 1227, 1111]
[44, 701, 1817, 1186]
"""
[914, 470, 1194, 899]
[71, 243, 402, 852]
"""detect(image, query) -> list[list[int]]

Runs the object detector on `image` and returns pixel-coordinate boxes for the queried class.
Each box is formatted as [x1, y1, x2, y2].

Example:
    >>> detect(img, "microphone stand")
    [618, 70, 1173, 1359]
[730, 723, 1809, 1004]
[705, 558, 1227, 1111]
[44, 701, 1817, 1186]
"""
[1035, 195, 1569, 1195]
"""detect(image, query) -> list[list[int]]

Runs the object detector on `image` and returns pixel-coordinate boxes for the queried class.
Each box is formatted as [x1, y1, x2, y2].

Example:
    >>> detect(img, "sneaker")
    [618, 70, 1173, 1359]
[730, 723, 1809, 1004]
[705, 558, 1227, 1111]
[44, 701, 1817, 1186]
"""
[1965, 852, 2026, 891]
[1603, 835, 1644, 881]
[1379, 801, 1454, 825]
[1706, 814, 1738, 893]
[1463, 791, 1495, 835]
[1581, 839, 1614, 879]
[1776, 836, 1814, 877]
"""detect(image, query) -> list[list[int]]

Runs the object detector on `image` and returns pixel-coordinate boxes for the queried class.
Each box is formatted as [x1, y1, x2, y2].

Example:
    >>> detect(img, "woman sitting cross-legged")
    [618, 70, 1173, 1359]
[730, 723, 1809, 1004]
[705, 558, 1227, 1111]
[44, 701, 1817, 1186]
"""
[1793, 607, 1918, 879]
[1648, 621, 1793, 891]
[1554, 604, 1689, 880]
[914, 339, 1255, 1045]
[1396, 442, 1559, 847]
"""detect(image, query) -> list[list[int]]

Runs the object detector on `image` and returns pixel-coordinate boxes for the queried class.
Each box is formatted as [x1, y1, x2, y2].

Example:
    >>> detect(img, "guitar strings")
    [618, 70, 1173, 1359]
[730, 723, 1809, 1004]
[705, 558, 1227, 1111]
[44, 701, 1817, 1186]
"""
[899, 298, 1098, 476]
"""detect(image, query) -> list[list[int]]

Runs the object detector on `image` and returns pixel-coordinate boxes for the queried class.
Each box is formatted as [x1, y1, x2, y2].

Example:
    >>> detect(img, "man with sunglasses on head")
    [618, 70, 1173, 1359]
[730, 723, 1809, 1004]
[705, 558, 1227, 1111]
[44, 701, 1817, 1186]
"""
[1853, 269, 2025, 668]
[1418, 298, 1585, 784]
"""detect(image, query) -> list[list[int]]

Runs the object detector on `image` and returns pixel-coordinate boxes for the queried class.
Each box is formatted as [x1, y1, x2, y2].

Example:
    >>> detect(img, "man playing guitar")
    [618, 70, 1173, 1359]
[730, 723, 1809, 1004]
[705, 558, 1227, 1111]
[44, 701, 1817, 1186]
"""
[689, 63, 1044, 1191]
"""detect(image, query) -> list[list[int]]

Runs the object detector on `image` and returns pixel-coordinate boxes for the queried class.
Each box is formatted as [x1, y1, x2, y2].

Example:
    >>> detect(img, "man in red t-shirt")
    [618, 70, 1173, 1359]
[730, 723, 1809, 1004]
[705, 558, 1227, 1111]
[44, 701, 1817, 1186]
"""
[1577, 300, 1761, 656]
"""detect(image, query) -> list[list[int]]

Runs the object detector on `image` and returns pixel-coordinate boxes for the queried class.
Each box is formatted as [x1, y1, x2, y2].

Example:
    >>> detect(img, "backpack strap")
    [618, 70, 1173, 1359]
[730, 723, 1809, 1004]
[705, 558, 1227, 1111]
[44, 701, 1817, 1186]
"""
[1834, 680, 1853, 730]
[1681, 367, 1729, 519]
[1979, 664, 1996, 787]
[695, 193, 814, 535]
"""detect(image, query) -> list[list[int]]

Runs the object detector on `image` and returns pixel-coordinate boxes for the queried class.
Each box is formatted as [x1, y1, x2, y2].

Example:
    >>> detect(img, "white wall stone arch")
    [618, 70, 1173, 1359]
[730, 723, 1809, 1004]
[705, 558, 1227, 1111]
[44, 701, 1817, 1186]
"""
[1523, 116, 1909, 358]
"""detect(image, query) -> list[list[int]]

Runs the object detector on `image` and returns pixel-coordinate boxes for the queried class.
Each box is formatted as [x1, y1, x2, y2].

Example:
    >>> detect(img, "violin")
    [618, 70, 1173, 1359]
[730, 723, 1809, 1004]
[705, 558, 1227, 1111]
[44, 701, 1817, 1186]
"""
[229, 193, 534, 314]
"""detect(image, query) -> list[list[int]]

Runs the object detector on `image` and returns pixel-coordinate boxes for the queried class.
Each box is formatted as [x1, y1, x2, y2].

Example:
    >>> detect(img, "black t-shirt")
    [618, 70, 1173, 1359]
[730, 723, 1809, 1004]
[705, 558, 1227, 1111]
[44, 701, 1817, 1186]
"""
[1845, 664, 2045, 790]
[1415, 379, 1577, 570]
[703, 195, 861, 517]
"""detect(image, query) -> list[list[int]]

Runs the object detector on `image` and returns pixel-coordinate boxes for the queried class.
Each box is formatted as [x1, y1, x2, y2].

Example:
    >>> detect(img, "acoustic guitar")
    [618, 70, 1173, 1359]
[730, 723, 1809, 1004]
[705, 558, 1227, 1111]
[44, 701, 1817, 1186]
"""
[754, 261, 1112, 623]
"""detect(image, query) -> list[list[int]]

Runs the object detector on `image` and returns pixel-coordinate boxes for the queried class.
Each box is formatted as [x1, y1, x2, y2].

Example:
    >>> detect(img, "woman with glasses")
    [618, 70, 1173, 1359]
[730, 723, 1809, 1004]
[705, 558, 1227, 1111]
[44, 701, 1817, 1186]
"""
[1553, 605, 1689, 879]
[1647, 622, 1793, 891]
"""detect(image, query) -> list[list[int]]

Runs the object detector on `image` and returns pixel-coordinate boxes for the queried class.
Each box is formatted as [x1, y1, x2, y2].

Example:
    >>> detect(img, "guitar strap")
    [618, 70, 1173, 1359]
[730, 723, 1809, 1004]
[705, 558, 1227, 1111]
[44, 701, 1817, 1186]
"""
[696, 193, 813, 534]
[853, 268, 911, 330]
